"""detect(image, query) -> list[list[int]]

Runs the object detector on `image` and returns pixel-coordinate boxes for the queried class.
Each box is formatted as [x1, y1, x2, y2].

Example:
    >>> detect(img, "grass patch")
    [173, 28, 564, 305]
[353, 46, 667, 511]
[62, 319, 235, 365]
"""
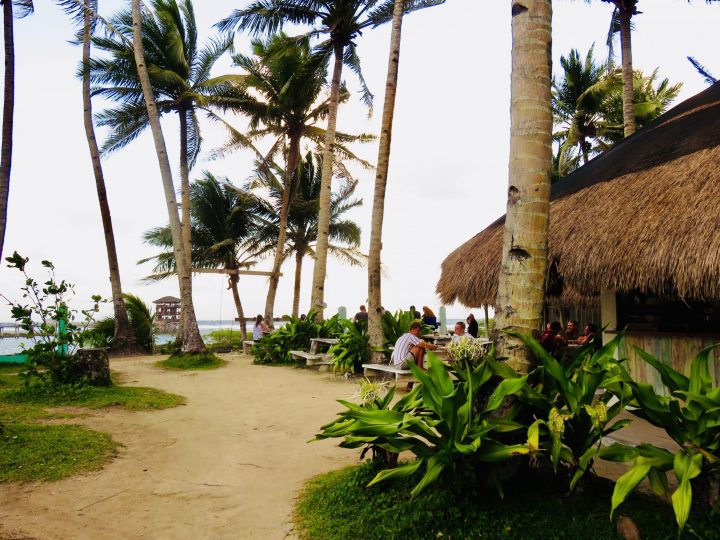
[0, 423, 117, 482]
[155, 352, 226, 371]
[295, 462, 719, 540]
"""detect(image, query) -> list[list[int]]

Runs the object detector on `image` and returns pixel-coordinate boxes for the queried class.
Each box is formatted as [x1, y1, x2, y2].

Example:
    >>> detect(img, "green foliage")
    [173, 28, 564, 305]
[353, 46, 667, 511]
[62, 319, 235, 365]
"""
[295, 462, 720, 540]
[1, 252, 103, 385]
[155, 353, 226, 371]
[206, 329, 244, 351]
[87, 293, 156, 353]
[508, 331, 634, 489]
[445, 337, 488, 367]
[380, 310, 432, 351]
[316, 353, 530, 496]
[600, 345, 720, 532]
[251, 309, 342, 364]
[328, 320, 369, 373]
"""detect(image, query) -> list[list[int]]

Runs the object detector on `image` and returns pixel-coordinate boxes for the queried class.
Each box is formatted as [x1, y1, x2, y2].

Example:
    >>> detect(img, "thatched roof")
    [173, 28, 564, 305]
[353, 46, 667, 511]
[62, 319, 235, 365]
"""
[437, 82, 720, 308]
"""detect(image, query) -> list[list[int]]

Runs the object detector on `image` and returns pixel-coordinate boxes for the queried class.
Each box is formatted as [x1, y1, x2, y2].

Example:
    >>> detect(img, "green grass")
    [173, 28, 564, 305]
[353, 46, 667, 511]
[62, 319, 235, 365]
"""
[0, 423, 117, 482]
[295, 462, 719, 540]
[0, 367, 185, 483]
[155, 352, 226, 371]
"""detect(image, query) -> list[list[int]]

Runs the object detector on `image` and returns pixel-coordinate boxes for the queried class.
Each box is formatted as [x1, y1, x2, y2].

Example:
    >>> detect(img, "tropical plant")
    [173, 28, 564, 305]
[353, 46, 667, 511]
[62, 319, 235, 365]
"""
[211, 32, 371, 325]
[445, 337, 487, 367]
[248, 152, 365, 317]
[328, 319, 369, 373]
[216, 0, 445, 318]
[140, 173, 258, 340]
[315, 353, 531, 496]
[687, 56, 716, 84]
[251, 309, 341, 364]
[88, 294, 156, 353]
[494, 0, 553, 374]
[1, 252, 102, 385]
[601, 346, 720, 532]
[380, 309, 431, 351]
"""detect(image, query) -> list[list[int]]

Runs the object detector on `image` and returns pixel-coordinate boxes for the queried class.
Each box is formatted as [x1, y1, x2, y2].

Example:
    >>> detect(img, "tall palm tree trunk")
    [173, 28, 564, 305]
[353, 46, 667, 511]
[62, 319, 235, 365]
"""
[618, 7, 636, 137]
[81, 3, 140, 356]
[177, 106, 194, 342]
[494, 0, 553, 375]
[263, 133, 300, 325]
[310, 42, 345, 319]
[131, 0, 205, 354]
[292, 247, 304, 318]
[0, 0, 15, 262]
[228, 274, 247, 341]
[368, 0, 405, 362]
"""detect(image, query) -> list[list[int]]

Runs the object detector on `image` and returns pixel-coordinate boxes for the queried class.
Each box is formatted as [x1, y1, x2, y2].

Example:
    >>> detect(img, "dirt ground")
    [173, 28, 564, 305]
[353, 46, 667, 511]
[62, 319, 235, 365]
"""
[0, 354, 362, 540]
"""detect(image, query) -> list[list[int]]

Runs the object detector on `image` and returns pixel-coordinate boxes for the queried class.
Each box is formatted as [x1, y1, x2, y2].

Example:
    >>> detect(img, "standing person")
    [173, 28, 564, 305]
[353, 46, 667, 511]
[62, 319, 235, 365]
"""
[253, 314, 271, 341]
[565, 320, 580, 342]
[466, 314, 479, 338]
[354, 305, 369, 322]
[451, 321, 474, 343]
[421, 306, 438, 329]
[410, 305, 421, 319]
[391, 321, 437, 370]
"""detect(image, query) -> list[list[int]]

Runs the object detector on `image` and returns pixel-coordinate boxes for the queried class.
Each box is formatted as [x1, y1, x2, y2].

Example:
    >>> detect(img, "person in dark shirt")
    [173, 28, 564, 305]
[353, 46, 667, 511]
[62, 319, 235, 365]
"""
[354, 305, 369, 322]
[539, 321, 566, 356]
[565, 320, 580, 342]
[577, 323, 599, 346]
[410, 305, 421, 319]
[466, 313, 479, 338]
[421, 306, 438, 329]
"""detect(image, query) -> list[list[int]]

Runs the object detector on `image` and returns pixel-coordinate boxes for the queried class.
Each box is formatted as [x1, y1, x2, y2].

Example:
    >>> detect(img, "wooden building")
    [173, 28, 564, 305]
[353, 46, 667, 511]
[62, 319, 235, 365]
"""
[436, 83, 720, 391]
[153, 296, 181, 332]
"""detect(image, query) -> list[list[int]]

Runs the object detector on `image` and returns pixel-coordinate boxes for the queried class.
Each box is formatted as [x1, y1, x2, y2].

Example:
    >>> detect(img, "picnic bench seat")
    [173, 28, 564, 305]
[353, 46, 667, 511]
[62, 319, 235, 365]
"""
[362, 363, 414, 384]
[290, 350, 333, 367]
[243, 340, 255, 355]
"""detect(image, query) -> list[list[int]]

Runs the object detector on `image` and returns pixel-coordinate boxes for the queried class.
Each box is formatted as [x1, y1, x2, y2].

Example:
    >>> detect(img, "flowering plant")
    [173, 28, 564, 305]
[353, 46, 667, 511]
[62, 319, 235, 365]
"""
[446, 337, 487, 365]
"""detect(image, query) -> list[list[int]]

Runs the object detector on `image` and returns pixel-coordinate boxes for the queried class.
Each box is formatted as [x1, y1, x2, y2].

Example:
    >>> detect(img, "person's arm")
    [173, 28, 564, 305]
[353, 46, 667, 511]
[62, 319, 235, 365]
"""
[419, 340, 438, 351]
[261, 322, 271, 333]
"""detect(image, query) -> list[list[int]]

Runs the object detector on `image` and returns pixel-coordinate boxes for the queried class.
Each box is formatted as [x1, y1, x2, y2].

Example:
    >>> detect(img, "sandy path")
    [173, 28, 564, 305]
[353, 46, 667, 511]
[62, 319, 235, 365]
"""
[0, 354, 361, 540]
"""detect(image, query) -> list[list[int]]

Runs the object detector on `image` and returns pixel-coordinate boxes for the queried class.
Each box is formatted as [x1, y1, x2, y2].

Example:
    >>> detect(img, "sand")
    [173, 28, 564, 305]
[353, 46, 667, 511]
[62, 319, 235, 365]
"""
[0, 354, 361, 540]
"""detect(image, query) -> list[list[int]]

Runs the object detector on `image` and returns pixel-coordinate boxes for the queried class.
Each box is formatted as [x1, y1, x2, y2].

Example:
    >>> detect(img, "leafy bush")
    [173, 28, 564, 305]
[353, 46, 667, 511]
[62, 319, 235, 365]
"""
[328, 320, 369, 373]
[252, 309, 342, 364]
[156, 352, 225, 370]
[206, 329, 244, 351]
[380, 310, 432, 351]
[87, 293, 156, 353]
[1, 252, 101, 385]
[600, 345, 720, 532]
[445, 336, 488, 367]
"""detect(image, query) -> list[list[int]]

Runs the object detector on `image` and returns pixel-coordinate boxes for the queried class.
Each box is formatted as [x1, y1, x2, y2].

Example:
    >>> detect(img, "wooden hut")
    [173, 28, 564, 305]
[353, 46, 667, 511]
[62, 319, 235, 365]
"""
[153, 296, 181, 332]
[436, 83, 720, 390]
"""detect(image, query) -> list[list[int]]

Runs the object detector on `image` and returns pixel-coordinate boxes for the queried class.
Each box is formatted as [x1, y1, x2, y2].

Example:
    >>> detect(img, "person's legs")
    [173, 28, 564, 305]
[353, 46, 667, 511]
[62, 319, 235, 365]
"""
[410, 346, 425, 369]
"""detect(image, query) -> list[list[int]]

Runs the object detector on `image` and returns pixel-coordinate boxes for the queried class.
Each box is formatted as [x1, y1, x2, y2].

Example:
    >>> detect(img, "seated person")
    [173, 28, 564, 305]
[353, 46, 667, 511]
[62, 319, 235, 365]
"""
[410, 305, 421, 319]
[354, 304, 369, 322]
[539, 321, 566, 356]
[421, 306, 438, 329]
[466, 314, 479, 338]
[576, 323, 599, 346]
[391, 321, 437, 369]
[565, 320, 580, 342]
[451, 321, 474, 342]
[253, 314, 271, 341]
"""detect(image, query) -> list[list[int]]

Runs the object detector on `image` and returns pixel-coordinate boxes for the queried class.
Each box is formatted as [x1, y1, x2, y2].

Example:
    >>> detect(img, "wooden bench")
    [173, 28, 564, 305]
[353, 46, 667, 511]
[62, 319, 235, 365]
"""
[362, 363, 414, 385]
[243, 340, 255, 355]
[290, 350, 333, 367]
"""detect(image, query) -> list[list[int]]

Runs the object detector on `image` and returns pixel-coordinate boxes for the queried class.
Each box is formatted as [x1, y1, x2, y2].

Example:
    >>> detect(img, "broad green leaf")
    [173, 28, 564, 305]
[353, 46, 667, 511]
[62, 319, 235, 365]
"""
[410, 456, 446, 497]
[527, 419, 543, 452]
[633, 346, 689, 392]
[485, 376, 528, 412]
[598, 442, 638, 462]
[367, 459, 423, 487]
[611, 461, 653, 518]
[689, 345, 718, 396]
[478, 442, 529, 463]
[648, 466, 669, 496]
[671, 451, 703, 532]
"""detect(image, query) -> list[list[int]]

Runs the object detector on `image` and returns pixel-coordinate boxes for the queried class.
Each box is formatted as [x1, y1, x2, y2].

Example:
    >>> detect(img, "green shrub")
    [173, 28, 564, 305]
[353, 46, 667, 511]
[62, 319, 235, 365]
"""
[380, 310, 433, 352]
[328, 320, 369, 373]
[86, 293, 156, 353]
[206, 329, 244, 351]
[156, 352, 225, 370]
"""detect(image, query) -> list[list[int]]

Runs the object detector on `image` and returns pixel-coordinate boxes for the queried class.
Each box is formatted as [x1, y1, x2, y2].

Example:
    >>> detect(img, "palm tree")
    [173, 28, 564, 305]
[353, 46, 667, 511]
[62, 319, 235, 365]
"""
[141, 173, 258, 341]
[553, 46, 614, 174]
[494, 0, 553, 374]
[687, 56, 716, 85]
[249, 153, 365, 318]
[217, 0, 445, 318]
[210, 32, 371, 325]
[368, 0, 406, 362]
[0, 0, 33, 262]
[130, 0, 204, 353]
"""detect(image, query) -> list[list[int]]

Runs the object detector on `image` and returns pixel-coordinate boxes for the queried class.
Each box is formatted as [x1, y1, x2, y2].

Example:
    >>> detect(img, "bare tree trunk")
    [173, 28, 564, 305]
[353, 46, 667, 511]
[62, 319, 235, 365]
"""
[494, 0, 553, 374]
[581, 138, 589, 164]
[178, 107, 198, 347]
[263, 133, 300, 326]
[368, 0, 404, 363]
[618, 6, 636, 137]
[0, 0, 14, 262]
[292, 247, 303, 318]
[484, 305, 491, 339]
[81, 2, 140, 356]
[228, 273, 247, 341]
[131, 0, 205, 354]
[310, 42, 345, 320]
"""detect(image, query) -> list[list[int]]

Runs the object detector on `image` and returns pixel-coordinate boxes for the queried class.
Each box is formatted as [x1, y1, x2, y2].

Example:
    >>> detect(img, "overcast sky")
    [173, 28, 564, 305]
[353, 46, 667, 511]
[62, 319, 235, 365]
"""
[0, 0, 715, 324]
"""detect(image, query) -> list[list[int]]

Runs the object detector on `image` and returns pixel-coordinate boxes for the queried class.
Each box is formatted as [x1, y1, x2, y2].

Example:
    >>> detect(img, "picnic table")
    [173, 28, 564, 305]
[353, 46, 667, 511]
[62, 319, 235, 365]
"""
[310, 337, 339, 354]
[423, 334, 453, 347]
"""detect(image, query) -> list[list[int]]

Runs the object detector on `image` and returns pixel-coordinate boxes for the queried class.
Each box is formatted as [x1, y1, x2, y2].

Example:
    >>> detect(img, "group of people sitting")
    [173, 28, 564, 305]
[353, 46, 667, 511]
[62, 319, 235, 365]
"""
[539, 320, 598, 357]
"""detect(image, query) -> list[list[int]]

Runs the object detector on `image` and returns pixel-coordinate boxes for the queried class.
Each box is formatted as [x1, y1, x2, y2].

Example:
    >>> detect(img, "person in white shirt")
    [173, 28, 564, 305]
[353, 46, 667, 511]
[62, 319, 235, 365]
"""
[391, 322, 437, 369]
[451, 321, 475, 343]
